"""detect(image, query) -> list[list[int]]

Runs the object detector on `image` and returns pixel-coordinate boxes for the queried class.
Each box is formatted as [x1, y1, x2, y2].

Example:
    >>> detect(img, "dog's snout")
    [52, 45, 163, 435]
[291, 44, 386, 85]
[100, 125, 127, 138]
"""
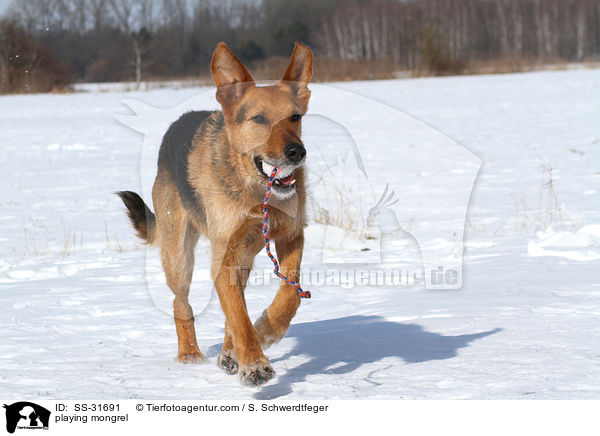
[284, 143, 306, 163]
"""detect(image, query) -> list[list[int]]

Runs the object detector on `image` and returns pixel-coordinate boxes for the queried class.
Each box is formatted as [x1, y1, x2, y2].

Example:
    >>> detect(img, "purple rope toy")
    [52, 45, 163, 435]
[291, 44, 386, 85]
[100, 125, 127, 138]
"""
[262, 167, 311, 299]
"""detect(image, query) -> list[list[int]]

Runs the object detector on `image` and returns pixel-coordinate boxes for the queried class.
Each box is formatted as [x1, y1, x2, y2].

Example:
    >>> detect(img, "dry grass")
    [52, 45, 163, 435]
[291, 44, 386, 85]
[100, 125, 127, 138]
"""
[463, 55, 538, 76]
[60, 221, 84, 258]
[63, 57, 600, 94]
[251, 54, 600, 82]
[12, 221, 126, 259]
[512, 164, 581, 234]
[12, 218, 81, 258]
[308, 151, 380, 239]
[104, 221, 123, 253]
[309, 177, 370, 236]
[13, 220, 126, 258]
[19, 221, 50, 257]
[216, 56, 600, 84]
[467, 163, 581, 237]
[11, 217, 128, 259]
[251, 56, 396, 82]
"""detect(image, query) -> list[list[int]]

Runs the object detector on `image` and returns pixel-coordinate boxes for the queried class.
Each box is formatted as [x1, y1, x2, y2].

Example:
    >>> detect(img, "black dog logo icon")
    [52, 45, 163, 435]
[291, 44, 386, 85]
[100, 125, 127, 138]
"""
[3, 402, 50, 434]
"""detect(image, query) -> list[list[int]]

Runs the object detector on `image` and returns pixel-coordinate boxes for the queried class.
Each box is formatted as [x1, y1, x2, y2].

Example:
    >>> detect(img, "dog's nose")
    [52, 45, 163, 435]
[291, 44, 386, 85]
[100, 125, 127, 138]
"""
[284, 143, 306, 163]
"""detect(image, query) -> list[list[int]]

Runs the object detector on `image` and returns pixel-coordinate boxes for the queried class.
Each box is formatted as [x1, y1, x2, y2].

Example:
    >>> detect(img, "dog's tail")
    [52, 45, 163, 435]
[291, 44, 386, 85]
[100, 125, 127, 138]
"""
[116, 191, 156, 244]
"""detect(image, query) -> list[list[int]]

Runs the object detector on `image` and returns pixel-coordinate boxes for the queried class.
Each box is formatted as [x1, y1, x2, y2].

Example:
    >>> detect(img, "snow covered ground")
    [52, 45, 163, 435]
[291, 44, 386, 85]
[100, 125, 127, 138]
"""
[1, 68, 599, 399]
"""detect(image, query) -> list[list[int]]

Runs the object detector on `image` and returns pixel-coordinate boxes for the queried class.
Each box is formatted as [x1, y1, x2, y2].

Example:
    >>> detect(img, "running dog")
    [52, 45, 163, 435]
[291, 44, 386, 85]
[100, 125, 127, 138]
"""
[117, 41, 312, 386]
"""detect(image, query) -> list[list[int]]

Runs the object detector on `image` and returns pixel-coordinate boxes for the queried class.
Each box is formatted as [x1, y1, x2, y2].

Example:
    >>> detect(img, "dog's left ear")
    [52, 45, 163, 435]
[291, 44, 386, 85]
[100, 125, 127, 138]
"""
[282, 42, 313, 88]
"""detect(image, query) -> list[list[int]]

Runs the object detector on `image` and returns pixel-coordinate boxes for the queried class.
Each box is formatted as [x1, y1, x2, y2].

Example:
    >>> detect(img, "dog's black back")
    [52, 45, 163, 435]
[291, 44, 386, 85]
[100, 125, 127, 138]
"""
[157, 111, 214, 216]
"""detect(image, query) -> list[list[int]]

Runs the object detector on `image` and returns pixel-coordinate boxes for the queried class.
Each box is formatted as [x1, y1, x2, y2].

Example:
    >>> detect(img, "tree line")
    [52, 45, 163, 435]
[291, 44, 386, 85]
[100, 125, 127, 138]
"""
[1, 0, 599, 93]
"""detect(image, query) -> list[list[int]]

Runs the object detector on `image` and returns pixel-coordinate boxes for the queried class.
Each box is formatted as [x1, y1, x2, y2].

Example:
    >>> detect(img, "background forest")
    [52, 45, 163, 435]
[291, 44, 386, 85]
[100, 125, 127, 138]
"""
[1, 0, 599, 93]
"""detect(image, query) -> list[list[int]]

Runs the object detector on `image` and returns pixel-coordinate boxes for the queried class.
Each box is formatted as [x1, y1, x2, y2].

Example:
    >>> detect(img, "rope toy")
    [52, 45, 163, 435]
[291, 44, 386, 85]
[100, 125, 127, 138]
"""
[262, 167, 311, 299]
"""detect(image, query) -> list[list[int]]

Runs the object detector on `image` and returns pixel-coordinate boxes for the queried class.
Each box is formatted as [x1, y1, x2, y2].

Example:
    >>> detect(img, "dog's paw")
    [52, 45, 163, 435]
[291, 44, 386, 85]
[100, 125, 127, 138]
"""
[176, 352, 207, 364]
[239, 362, 275, 387]
[217, 350, 239, 375]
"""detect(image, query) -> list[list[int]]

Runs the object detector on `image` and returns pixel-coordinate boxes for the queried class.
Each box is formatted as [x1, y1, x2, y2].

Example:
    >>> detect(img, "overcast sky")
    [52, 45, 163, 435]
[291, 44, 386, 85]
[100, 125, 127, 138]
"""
[0, 0, 11, 16]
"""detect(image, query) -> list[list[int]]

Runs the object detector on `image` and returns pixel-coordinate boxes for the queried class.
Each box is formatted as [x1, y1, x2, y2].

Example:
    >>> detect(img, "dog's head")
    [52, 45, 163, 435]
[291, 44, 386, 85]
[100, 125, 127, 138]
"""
[211, 41, 313, 199]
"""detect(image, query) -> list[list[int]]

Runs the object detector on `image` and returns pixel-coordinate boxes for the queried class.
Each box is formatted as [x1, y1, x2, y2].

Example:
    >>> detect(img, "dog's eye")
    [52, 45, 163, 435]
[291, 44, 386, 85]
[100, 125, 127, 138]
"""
[251, 115, 268, 124]
[290, 113, 301, 122]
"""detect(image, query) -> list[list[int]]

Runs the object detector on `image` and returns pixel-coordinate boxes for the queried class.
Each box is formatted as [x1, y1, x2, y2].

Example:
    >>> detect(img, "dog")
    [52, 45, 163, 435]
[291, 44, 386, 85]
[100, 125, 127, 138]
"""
[117, 42, 313, 386]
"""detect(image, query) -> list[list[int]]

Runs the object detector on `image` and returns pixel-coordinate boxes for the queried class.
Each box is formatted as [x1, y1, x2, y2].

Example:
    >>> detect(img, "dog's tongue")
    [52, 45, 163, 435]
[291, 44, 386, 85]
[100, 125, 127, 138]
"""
[279, 172, 295, 187]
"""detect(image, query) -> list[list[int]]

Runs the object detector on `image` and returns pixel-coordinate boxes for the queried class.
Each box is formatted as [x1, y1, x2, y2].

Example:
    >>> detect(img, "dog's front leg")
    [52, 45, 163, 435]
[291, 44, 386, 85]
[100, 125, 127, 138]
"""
[255, 232, 304, 349]
[211, 238, 274, 386]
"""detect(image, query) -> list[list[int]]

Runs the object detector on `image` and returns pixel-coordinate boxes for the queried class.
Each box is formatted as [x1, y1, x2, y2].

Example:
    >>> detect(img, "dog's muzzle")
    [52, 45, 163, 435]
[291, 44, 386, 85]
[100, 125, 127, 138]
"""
[254, 156, 302, 193]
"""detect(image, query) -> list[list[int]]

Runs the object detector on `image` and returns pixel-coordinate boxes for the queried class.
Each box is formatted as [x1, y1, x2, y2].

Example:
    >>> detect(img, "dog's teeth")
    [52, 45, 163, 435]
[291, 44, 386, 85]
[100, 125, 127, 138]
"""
[262, 161, 274, 176]
[290, 179, 296, 184]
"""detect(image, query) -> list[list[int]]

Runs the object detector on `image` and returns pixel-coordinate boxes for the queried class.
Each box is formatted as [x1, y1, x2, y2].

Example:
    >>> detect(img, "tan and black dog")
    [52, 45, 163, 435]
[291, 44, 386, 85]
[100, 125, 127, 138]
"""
[117, 42, 312, 386]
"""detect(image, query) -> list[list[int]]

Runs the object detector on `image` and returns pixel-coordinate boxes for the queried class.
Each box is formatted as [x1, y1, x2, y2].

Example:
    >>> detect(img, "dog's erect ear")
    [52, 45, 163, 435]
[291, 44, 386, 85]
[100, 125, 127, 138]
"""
[211, 42, 254, 105]
[282, 42, 313, 87]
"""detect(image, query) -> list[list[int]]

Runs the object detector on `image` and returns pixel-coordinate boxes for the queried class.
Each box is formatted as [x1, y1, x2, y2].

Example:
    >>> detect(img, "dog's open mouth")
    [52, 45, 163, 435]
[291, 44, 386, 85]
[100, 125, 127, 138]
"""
[254, 156, 297, 190]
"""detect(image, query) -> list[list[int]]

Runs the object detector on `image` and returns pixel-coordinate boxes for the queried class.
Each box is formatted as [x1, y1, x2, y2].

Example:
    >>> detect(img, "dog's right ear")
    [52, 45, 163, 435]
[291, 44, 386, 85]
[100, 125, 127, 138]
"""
[282, 42, 313, 87]
[211, 42, 255, 106]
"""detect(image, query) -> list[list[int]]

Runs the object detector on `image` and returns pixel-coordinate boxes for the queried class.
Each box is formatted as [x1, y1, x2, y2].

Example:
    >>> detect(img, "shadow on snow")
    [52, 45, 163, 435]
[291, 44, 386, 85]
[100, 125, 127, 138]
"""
[251, 315, 501, 399]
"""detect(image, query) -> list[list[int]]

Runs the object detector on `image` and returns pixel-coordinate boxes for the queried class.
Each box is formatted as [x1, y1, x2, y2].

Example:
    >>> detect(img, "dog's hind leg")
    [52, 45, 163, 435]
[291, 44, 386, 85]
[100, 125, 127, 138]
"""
[254, 233, 303, 349]
[154, 175, 205, 363]
[161, 218, 205, 363]
[217, 319, 238, 374]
